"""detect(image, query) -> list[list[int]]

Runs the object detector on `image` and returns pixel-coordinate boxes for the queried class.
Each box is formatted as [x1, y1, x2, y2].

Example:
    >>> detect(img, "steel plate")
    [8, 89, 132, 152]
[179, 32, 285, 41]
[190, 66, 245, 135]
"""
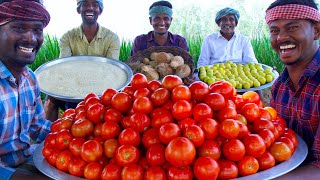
[196, 63, 279, 92]
[34, 135, 307, 180]
[34, 56, 133, 103]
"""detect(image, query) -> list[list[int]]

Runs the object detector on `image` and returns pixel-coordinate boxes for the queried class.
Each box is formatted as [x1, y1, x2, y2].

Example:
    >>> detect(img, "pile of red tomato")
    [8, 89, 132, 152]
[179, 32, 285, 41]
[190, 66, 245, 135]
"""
[43, 73, 298, 180]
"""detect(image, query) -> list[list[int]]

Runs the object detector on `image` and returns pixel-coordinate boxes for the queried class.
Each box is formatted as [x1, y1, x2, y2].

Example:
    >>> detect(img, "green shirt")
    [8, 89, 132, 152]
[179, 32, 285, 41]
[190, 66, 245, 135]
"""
[59, 24, 120, 60]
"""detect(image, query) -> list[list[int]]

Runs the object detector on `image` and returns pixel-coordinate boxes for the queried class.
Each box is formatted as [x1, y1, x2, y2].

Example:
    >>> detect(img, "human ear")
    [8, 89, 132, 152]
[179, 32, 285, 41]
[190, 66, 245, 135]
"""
[313, 22, 320, 40]
[149, 17, 152, 25]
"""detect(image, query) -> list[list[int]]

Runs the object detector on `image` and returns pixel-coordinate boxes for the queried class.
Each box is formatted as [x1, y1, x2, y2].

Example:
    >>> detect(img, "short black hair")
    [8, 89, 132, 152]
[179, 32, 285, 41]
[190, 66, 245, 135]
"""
[267, 0, 318, 10]
[149, 0, 172, 10]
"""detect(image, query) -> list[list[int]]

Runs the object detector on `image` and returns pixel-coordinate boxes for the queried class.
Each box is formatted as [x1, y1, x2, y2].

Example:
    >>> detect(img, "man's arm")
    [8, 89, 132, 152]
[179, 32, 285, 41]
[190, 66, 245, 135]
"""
[197, 37, 211, 68]
[58, 33, 72, 58]
[106, 35, 120, 60]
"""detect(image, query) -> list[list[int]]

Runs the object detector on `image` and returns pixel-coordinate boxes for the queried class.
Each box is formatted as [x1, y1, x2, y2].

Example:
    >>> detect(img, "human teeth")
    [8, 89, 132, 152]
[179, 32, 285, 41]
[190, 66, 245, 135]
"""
[19, 46, 33, 53]
[86, 13, 94, 16]
[280, 45, 296, 49]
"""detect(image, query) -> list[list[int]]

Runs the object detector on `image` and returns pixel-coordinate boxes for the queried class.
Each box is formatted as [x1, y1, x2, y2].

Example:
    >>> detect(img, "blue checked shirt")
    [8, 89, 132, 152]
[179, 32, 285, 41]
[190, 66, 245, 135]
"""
[0, 60, 52, 179]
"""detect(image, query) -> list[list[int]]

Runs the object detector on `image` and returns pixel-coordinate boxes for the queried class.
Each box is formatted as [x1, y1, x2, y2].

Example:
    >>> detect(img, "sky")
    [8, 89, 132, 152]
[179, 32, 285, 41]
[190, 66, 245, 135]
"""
[43, 0, 282, 40]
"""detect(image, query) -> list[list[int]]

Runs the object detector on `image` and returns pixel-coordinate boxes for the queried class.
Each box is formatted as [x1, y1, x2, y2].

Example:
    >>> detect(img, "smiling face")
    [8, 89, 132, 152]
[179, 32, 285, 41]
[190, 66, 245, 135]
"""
[269, 19, 320, 65]
[0, 20, 44, 68]
[78, 0, 101, 25]
[218, 14, 237, 36]
[150, 14, 172, 35]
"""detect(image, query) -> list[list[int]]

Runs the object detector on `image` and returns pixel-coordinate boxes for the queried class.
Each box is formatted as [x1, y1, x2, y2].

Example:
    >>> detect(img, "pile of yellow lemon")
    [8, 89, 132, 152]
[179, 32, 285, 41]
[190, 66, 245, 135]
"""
[198, 61, 275, 89]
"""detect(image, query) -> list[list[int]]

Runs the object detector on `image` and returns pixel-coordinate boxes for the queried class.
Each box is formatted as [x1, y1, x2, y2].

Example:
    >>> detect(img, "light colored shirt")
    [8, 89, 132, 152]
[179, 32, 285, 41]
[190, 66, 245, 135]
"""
[197, 32, 257, 68]
[59, 24, 120, 60]
[0, 60, 52, 179]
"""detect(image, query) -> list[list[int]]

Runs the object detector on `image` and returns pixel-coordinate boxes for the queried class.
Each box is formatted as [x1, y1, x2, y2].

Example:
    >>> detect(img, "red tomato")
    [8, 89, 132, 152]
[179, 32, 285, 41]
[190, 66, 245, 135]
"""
[142, 128, 161, 148]
[81, 140, 103, 163]
[217, 107, 238, 121]
[131, 73, 148, 90]
[46, 150, 60, 166]
[144, 166, 166, 180]
[68, 157, 87, 177]
[165, 137, 196, 167]
[242, 134, 266, 158]
[101, 88, 117, 106]
[178, 118, 197, 132]
[257, 151, 276, 171]
[167, 166, 193, 180]
[241, 103, 261, 123]
[50, 119, 63, 133]
[42, 146, 56, 159]
[44, 132, 57, 148]
[56, 150, 73, 172]
[146, 144, 166, 166]
[103, 138, 119, 158]
[219, 119, 240, 139]
[159, 123, 181, 145]
[259, 108, 273, 121]
[209, 80, 236, 99]
[133, 97, 153, 114]
[258, 129, 275, 148]
[253, 119, 275, 133]
[198, 140, 221, 160]
[150, 108, 174, 128]
[232, 94, 245, 110]
[270, 141, 292, 162]
[147, 80, 162, 92]
[118, 128, 141, 146]
[121, 86, 135, 96]
[75, 104, 85, 116]
[55, 129, 73, 150]
[116, 145, 140, 167]
[204, 93, 226, 111]
[84, 162, 103, 180]
[218, 159, 239, 180]
[161, 75, 183, 91]
[62, 108, 75, 119]
[237, 155, 259, 176]
[74, 110, 86, 121]
[133, 87, 151, 100]
[111, 92, 133, 113]
[193, 156, 220, 180]
[150, 88, 170, 107]
[237, 114, 247, 125]
[189, 81, 209, 102]
[277, 136, 295, 153]
[198, 118, 219, 139]
[101, 120, 121, 139]
[69, 137, 86, 157]
[129, 113, 151, 133]
[58, 117, 74, 131]
[104, 108, 123, 123]
[237, 121, 250, 139]
[183, 125, 205, 147]
[242, 91, 261, 105]
[86, 103, 106, 124]
[172, 100, 192, 120]
[222, 139, 245, 161]
[71, 118, 94, 138]
[121, 164, 144, 180]
[171, 85, 191, 102]
[84, 96, 101, 111]
[282, 129, 298, 148]
[264, 107, 278, 120]
[84, 93, 99, 104]
[101, 163, 122, 180]
[192, 103, 213, 122]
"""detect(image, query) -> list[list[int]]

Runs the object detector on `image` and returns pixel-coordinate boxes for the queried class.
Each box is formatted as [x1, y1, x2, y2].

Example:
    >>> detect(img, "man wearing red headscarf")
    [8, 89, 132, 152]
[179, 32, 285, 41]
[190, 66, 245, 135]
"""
[0, 0, 52, 179]
[265, 0, 320, 178]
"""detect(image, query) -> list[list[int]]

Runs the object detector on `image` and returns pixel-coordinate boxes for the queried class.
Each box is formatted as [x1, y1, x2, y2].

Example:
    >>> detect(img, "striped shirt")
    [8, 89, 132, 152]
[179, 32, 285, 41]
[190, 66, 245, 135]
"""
[270, 49, 320, 167]
[130, 31, 189, 55]
[0, 60, 52, 178]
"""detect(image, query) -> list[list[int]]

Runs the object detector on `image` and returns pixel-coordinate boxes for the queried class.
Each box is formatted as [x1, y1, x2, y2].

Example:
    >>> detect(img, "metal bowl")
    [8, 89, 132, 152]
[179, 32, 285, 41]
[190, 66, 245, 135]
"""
[34, 56, 133, 103]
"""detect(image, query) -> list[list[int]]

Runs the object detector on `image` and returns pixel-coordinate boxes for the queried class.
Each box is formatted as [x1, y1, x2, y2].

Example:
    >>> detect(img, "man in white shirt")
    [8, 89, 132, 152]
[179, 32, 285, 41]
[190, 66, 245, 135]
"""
[197, 7, 258, 68]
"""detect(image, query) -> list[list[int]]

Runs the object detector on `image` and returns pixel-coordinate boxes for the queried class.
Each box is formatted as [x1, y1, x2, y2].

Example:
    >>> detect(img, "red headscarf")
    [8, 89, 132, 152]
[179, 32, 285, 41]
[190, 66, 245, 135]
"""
[0, 0, 50, 27]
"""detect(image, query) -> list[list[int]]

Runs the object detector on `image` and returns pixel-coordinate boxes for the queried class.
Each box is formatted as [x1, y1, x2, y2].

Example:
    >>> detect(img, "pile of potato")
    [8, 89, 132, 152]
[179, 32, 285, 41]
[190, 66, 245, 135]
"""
[129, 52, 192, 81]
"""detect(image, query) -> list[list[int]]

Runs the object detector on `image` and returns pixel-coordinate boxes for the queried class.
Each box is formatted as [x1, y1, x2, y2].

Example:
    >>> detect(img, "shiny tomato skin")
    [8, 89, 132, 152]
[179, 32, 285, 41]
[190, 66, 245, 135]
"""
[161, 75, 183, 91]
[121, 85, 135, 96]
[50, 119, 63, 133]
[44, 132, 57, 148]
[56, 150, 73, 172]
[116, 145, 140, 167]
[257, 151, 276, 171]
[167, 166, 193, 180]
[142, 128, 161, 148]
[171, 85, 191, 102]
[121, 164, 144, 180]
[241, 103, 261, 123]
[132, 97, 153, 114]
[101, 120, 121, 140]
[84, 93, 99, 104]
[62, 108, 75, 119]
[183, 125, 205, 147]
[237, 155, 259, 176]
[242, 91, 261, 105]
[133, 87, 151, 100]
[159, 123, 181, 145]
[147, 80, 162, 92]
[144, 166, 166, 180]
[197, 140, 221, 160]
[55, 129, 73, 150]
[46, 150, 60, 166]
[84, 96, 101, 111]
[103, 138, 119, 158]
[258, 129, 275, 148]
[68, 157, 87, 177]
[242, 134, 266, 158]
[192, 103, 213, 122]
[104, 108, 123, 123]
[101, 88, 117, 106]
[189, 81, 209, 102]
[71, 118, 94, 138]
[217, 107, 238, 121]
[86, 103, 106, 124]
[165, 137, 196, 167]
[253, 119, 275, 133]
[69, 137, 86, 157]
[193, 156, 220, 180]
[218, 159, 239, 180]
[219, 119, 240, 139]
[269, 141, 292, 162]
[150, 88, 170, 107]
[129, 113, 151, 133]
[209, 80, 236, 99]
[101, 163, 122, 180]
[197, 118, 219, 139]
[172, 100, 193, 121]
[178, 118, 197, 132]
[146, 143, 166, 166]
[222, 139, 246, 162]
[237, 121, 250, 139]
[204, 92, 226, 111]
[81, 140, 103, 163]
[131, 73, 148, 90]
[118, 128, 141, 146]
[84, 162, 103, 180]
[150, 107, 174, 128]
[111, 92, 133, 113]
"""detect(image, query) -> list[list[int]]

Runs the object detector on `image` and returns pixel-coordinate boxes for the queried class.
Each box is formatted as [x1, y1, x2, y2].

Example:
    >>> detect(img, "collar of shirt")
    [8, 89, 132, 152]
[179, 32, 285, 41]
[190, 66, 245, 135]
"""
[0, 60, 30, 82]
[217, 31, 237, 40]
[147, 31, 175, 44]
[75, 23, 103, 40]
